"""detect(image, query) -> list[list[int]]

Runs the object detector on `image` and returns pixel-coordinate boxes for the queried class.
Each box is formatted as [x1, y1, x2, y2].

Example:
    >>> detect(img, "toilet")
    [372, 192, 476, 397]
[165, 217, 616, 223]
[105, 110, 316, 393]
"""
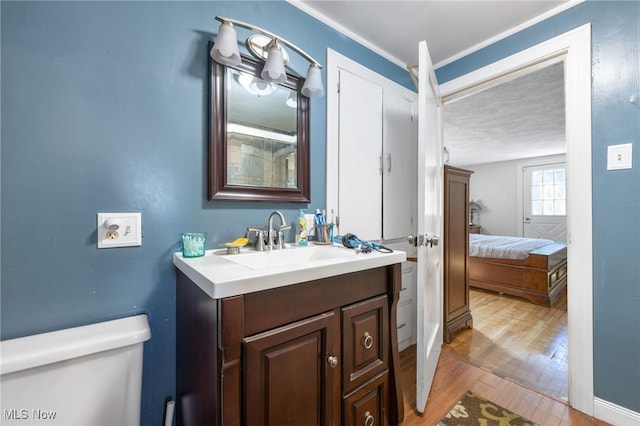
[0, 314, 151, 425]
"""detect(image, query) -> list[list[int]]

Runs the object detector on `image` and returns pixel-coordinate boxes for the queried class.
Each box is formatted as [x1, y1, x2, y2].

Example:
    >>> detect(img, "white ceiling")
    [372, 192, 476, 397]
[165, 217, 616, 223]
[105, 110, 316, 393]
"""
[292, 0, 573, 68]
[291, 0, 575, 166]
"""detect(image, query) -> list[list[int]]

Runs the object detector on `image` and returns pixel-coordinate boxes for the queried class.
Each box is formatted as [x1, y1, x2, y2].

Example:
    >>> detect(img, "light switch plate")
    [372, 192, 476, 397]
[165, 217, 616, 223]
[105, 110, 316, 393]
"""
[97, 213, 142, 248]
[607, 143, 633, 170]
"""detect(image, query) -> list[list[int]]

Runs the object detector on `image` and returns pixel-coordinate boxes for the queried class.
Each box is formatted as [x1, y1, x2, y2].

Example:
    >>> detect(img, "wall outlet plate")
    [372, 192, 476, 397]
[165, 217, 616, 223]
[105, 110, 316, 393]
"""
[97, 213, 142, 248]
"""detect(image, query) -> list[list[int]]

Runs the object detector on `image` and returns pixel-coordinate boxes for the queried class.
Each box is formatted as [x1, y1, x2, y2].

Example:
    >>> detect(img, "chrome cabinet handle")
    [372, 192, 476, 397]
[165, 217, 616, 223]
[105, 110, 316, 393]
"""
[387, 153, 392, 173]
[327, 355, 338, 368]
[364, 411, 375, 426]
[362, 332, 374, 349]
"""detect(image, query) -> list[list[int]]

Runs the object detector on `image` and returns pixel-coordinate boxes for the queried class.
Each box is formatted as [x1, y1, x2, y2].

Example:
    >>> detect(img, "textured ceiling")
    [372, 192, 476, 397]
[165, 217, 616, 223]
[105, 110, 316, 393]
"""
[444, 62, 566, 167]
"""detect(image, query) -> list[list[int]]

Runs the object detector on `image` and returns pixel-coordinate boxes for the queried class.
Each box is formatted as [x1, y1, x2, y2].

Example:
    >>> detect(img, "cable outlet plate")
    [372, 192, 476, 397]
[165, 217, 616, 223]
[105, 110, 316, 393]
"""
[607, 143, 633, 170]
[97, 213, 142, 248]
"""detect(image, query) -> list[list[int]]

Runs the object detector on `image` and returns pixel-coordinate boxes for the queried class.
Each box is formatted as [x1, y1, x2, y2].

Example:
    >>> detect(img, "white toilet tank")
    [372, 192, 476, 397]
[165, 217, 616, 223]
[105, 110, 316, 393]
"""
[0, 314, 151, 425]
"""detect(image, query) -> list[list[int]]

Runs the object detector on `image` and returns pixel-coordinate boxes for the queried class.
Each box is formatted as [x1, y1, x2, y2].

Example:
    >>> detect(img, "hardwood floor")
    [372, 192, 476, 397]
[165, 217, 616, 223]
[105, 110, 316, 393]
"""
[444, 288, 569, 399]
[399, 287, 609, 425]
[399, 346, 609, 425]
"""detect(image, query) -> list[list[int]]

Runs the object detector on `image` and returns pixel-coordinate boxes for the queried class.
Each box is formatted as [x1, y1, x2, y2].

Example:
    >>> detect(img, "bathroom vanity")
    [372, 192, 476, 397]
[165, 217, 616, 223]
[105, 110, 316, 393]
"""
[174, 245, 406, 426]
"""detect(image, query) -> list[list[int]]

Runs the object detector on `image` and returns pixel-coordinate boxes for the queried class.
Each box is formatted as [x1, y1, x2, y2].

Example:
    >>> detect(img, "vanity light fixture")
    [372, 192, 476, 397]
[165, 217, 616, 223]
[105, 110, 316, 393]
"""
[210, 16, 324, 97]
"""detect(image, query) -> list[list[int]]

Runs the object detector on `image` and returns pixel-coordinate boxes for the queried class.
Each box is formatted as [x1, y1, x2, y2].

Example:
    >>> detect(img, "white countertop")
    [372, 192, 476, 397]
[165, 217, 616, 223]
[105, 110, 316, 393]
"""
[173, 243, 406, 299]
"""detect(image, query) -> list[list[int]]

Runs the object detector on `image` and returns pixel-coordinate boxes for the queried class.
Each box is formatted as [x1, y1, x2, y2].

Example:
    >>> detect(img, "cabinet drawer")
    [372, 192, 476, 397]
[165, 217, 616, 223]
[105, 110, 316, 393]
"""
[399, 264, 414, 304]
[343, 372, 389, 426]
[396, 302, 412, 344]
[342, 295, 389, 393]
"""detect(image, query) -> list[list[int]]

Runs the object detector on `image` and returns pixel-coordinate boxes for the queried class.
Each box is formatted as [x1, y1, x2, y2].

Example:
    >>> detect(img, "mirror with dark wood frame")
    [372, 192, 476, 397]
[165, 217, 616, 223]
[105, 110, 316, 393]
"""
[209, 50, 310, 202]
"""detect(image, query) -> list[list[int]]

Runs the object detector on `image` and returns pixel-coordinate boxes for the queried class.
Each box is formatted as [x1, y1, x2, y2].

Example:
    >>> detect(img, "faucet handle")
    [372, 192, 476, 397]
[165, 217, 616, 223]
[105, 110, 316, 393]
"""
[277, 225, 292, 249]
[247, 227, 266, 251]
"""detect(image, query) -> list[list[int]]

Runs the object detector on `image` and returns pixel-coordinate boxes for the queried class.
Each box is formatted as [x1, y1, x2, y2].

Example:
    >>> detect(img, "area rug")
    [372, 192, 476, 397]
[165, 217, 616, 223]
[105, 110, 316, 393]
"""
[438, 390, 539, 425]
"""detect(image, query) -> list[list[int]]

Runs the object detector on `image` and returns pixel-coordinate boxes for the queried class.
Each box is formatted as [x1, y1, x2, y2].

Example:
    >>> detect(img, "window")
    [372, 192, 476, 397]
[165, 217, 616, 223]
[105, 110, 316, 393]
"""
[531, 167, 566, 216]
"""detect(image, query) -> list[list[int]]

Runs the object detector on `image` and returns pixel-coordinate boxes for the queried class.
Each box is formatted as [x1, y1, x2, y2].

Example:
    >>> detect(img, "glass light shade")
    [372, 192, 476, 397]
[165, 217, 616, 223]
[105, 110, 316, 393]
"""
[286, 90, 297, 108]
[301, 64, 324, 97]
[210, 21, 241, 66]
[260, 44, 287, 84]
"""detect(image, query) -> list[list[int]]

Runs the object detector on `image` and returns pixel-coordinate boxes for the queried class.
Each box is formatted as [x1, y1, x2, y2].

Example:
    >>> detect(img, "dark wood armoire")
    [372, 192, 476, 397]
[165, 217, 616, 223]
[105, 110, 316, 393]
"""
[443, 166, 473, 343]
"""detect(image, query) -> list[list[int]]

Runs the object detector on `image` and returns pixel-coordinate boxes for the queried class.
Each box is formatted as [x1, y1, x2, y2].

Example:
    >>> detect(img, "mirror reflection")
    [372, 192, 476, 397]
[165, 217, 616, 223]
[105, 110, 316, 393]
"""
[226, 67, 298, 188]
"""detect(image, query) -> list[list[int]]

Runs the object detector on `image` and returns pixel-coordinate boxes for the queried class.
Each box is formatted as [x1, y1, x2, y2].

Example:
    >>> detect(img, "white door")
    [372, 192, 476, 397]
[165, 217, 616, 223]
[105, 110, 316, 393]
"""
[522, 163, 567, 241]
[415, 40, 444, 413]
[382, 90, 416, 240]
[337, 70, 383, 241]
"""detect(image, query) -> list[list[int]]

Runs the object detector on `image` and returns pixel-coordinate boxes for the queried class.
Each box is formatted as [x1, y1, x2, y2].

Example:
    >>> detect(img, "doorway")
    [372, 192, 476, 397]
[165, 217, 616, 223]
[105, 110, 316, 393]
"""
[434, 24, 593, 414]
[521, 160, 568, 240]
[441, 60, 568, 400]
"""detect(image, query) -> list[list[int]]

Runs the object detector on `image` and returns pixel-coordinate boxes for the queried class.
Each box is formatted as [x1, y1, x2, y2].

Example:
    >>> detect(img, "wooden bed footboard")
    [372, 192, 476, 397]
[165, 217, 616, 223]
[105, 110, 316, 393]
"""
[469, 242, 567, 307]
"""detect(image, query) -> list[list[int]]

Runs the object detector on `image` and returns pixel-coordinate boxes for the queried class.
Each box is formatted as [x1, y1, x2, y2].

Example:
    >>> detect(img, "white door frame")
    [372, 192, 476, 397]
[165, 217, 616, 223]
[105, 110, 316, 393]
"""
[439, 24, 593, 415]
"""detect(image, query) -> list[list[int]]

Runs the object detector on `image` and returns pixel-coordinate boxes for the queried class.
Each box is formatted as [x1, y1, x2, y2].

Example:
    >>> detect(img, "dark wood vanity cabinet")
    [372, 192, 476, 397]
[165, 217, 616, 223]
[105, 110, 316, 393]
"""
[176, 264, 404, 426]
[443, 165, 474, 343]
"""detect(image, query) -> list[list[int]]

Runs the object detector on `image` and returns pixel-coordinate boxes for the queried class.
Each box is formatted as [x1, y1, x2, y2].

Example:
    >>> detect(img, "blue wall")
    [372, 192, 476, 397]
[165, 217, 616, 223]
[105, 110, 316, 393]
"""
[3, 0, 639, 422]
[0, 2, 411, 425]
[437, 0, 640, 413]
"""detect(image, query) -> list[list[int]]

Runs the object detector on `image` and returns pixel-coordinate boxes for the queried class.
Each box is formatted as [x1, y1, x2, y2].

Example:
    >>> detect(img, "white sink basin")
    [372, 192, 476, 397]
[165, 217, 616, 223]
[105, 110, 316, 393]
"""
[223, 245, 355, 270]
[173, 243, 406, 299]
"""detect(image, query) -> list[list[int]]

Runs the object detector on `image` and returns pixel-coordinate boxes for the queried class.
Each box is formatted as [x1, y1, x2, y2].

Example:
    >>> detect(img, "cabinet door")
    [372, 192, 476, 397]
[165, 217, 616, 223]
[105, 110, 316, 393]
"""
[342, 295, 389, 393]
[382, 90, 416, 240]
[444, 166, 473, 343]
[244, 310, 341, 426]
[337, 69, 383, 241]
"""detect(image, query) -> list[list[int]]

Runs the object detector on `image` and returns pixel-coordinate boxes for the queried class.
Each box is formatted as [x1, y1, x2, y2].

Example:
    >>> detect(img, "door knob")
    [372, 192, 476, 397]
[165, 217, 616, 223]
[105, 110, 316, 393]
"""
[408, 234, 439, 247]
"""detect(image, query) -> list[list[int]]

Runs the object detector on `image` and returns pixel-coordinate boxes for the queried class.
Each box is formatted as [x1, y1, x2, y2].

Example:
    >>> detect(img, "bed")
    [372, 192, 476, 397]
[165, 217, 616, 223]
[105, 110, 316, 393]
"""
[468, 234, 567, 307]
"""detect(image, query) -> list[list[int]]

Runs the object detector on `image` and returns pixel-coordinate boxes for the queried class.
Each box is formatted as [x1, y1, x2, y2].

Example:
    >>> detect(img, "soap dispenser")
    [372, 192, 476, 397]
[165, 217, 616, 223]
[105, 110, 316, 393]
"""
[297, 209, 308, 246]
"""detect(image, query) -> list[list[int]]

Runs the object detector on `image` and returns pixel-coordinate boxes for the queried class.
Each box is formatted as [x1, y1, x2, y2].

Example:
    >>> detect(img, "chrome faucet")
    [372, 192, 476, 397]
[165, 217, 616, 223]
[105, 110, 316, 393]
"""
[267, 211, 290, 250]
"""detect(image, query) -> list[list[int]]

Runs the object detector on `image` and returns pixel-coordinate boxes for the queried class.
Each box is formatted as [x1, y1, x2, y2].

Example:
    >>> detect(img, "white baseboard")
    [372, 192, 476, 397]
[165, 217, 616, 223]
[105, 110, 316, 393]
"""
[594, 397, 640, 426]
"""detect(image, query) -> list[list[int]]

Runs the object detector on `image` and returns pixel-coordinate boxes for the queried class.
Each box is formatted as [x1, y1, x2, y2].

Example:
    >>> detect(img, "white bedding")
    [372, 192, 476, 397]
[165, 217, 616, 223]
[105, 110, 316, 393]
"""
[469, 234, 555, 260]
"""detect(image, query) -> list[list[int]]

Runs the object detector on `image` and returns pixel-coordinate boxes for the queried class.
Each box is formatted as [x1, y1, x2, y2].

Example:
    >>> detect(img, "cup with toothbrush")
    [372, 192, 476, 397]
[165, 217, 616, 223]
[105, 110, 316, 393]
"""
[314, 209, 333, 243]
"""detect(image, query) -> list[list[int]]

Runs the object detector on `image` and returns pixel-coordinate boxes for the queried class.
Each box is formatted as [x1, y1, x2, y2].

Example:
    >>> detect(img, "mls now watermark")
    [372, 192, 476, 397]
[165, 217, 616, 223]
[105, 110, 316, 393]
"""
[4, 408, 57, 421]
